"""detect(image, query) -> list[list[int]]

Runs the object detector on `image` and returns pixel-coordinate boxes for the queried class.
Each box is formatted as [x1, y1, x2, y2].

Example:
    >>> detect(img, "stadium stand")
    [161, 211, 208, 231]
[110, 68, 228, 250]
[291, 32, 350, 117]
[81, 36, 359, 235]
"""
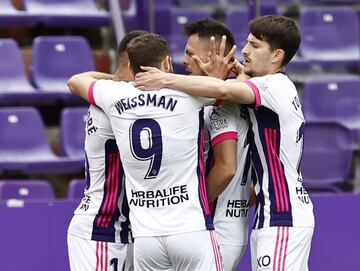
[67, 178, 85, 199]
[0, 40, 27, 92]
[302, 75, 360, 135]
[299, 6, 360, 64]
[59, 107, 87, 160]
[0, 0, 360, 270]
[225, 8, 249, 48]
[0, 0, 40, 26]
[22, 0, 110, 27]
[30, 36, 95, 103]
[0, 107, 84, 174]
[302, 122, 354, 192]
[0, 179, 55, 200]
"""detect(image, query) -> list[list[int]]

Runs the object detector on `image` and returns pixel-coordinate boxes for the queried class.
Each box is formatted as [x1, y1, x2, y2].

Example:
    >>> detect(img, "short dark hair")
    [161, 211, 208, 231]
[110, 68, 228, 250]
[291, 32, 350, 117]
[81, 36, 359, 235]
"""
[117, 30, 148, 56]
[249, 15, 300, 66]
[127, 33, 169, 74]
[183, 18, 235, 54]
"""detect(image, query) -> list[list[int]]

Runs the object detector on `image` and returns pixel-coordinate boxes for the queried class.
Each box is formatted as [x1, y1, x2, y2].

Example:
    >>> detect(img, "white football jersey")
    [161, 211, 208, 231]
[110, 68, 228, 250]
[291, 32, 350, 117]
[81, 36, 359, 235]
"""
[204, 102, 251, 246]
[89, 80, 216, 237]
[68, 105, 132, 244]
[244, 73, 315, 229]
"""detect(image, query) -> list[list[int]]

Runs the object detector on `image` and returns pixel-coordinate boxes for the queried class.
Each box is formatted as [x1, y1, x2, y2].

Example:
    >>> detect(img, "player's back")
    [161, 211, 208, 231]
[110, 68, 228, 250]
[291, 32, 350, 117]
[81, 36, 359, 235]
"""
[68, 105, 132, 244]
[91, 80, 215, 237]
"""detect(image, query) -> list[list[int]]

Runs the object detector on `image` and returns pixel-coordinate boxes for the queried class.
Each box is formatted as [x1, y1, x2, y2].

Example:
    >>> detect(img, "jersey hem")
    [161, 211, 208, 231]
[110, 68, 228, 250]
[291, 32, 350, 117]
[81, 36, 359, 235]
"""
[132, 226, 208, 238]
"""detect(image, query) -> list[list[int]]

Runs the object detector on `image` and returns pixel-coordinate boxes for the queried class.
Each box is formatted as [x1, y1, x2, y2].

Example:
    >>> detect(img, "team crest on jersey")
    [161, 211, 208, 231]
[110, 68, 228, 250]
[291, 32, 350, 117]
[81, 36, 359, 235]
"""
[257, 80, 269, 93]
[209, 107, 220, 120]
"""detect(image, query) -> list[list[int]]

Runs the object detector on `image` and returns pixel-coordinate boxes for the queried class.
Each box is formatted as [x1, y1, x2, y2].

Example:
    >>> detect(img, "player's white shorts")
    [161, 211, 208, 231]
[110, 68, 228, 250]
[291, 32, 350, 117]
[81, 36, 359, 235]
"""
[250, 226, 314, 271]
[219, 243, 246, 271]
[67, 232, 134, 271]
[134, 230, 224, 271]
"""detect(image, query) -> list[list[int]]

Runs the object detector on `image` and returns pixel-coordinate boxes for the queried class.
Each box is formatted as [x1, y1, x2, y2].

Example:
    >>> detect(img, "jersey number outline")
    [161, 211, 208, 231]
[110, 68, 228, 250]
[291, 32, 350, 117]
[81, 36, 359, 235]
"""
[130, 119, 163, 179]
[110, 258, 118, 271]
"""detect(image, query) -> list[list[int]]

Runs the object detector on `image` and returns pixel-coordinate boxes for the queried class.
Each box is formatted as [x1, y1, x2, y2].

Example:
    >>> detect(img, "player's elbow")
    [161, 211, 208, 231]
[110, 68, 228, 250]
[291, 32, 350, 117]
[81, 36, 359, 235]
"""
[221, 162, 237, 183]
[67, 75, 79, 94]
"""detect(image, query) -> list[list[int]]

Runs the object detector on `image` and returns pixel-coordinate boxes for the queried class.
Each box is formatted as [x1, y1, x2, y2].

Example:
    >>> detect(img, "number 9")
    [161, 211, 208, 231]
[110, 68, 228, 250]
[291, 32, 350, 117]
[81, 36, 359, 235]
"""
[130, 119, 163, 179]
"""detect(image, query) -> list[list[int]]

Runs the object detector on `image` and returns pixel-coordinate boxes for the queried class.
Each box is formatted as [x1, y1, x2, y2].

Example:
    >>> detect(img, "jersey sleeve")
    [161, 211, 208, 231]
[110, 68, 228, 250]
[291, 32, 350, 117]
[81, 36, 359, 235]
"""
[244, 76, 280, 112]
[88, 79, 113, 115]
[205, 102, 239, 148]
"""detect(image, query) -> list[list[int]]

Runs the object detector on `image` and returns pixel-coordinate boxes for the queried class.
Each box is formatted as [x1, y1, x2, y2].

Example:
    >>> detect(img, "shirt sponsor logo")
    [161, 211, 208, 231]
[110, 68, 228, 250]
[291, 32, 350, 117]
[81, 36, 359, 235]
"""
[296, 186, 311, 204]
[79, 195, 91, 211]
[210, 118, 229, 131]
[226, 199, 249, 218]
[129, 185, 189, 208]
[257, 255, 271, 270]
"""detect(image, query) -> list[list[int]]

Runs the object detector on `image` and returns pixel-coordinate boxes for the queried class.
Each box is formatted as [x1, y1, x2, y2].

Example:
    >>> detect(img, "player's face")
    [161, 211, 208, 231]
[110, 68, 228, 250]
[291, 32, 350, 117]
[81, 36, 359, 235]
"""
[241, 33, 275, 77]
[182, 34, 209, 75]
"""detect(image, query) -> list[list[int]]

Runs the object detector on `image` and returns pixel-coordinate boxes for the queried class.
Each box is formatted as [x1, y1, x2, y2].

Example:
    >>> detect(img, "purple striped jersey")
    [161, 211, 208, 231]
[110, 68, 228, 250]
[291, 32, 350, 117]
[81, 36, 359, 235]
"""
[67, 105, 132, 243]
[204, 102, 252, 246]
[244, 73, 314, 229]
[89, 80, 218, 237]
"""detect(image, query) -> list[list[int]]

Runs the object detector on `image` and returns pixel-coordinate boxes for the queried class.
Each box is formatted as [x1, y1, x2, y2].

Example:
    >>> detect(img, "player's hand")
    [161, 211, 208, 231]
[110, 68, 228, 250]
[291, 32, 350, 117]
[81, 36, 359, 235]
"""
[192, 35, 237, 80]
[134, 66, 167, 90]
[234, 61, 251, 81]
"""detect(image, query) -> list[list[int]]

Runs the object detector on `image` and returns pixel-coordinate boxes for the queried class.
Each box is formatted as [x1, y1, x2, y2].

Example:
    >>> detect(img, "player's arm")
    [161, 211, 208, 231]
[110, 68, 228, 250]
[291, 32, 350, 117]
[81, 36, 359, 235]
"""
[67, 71, 114, 103]
[249, 185, 256, 207]
[134, 67, 256, 105]
[206, 139, 237, 203]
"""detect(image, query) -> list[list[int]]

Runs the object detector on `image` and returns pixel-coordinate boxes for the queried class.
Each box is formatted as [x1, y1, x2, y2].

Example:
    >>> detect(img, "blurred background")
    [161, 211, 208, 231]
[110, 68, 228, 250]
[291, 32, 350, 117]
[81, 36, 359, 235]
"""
[0, 0, 359, 270]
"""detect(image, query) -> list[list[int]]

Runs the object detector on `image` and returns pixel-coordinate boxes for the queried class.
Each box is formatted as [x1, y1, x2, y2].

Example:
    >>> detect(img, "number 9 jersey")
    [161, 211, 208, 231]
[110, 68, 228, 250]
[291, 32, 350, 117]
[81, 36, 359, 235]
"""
[89, 80, 218, 238]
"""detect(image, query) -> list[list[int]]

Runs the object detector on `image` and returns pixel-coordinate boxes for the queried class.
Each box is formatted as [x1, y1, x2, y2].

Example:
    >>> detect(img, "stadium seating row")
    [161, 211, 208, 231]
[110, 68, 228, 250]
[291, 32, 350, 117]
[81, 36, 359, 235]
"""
[0, 178, 85, 200]
[0, 37, 93, 105]
[0, 106, 87, 174]
[165, 6, 360, 73]
[0, 104, 357, 191]
[0, 0, 109, 27]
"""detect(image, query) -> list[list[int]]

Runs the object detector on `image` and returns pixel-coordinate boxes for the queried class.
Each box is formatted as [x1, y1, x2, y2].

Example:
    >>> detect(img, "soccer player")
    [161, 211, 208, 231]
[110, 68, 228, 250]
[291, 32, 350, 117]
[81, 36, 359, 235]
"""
[134, 15, 315, 271]
[67, 30, 146, 271]
[68, 33, 224, 271]
[182, 19, 253, 271]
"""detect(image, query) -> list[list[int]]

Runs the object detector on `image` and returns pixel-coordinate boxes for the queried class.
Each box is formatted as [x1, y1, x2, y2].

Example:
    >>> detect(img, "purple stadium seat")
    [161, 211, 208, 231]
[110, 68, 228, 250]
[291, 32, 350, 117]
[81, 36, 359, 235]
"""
[299, 7, 360, 63]
[302, 75, 360, 132]
[22, 0, 109, 27]
[301, 122, 353, 191]
[0, 39, 36, 94]
[31, 36, 95, 98]
[0, 0, 39, 25]
[67, 178, 85, 199]
[0, 180, 54, 200]
[174, 0, 219, 6]
[0, 107, 84, 173]
[225, 8, 249, 48]
[0, 38, 65, 105]
[60, 107, 87, 159]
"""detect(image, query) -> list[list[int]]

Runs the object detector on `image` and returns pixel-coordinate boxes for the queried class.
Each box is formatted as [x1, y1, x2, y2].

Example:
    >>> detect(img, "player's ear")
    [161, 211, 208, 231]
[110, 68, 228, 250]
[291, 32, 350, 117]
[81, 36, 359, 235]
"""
[128, 62, 135, 77]
[163, 55, 173, 73]
[272, 48, 285, 67]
